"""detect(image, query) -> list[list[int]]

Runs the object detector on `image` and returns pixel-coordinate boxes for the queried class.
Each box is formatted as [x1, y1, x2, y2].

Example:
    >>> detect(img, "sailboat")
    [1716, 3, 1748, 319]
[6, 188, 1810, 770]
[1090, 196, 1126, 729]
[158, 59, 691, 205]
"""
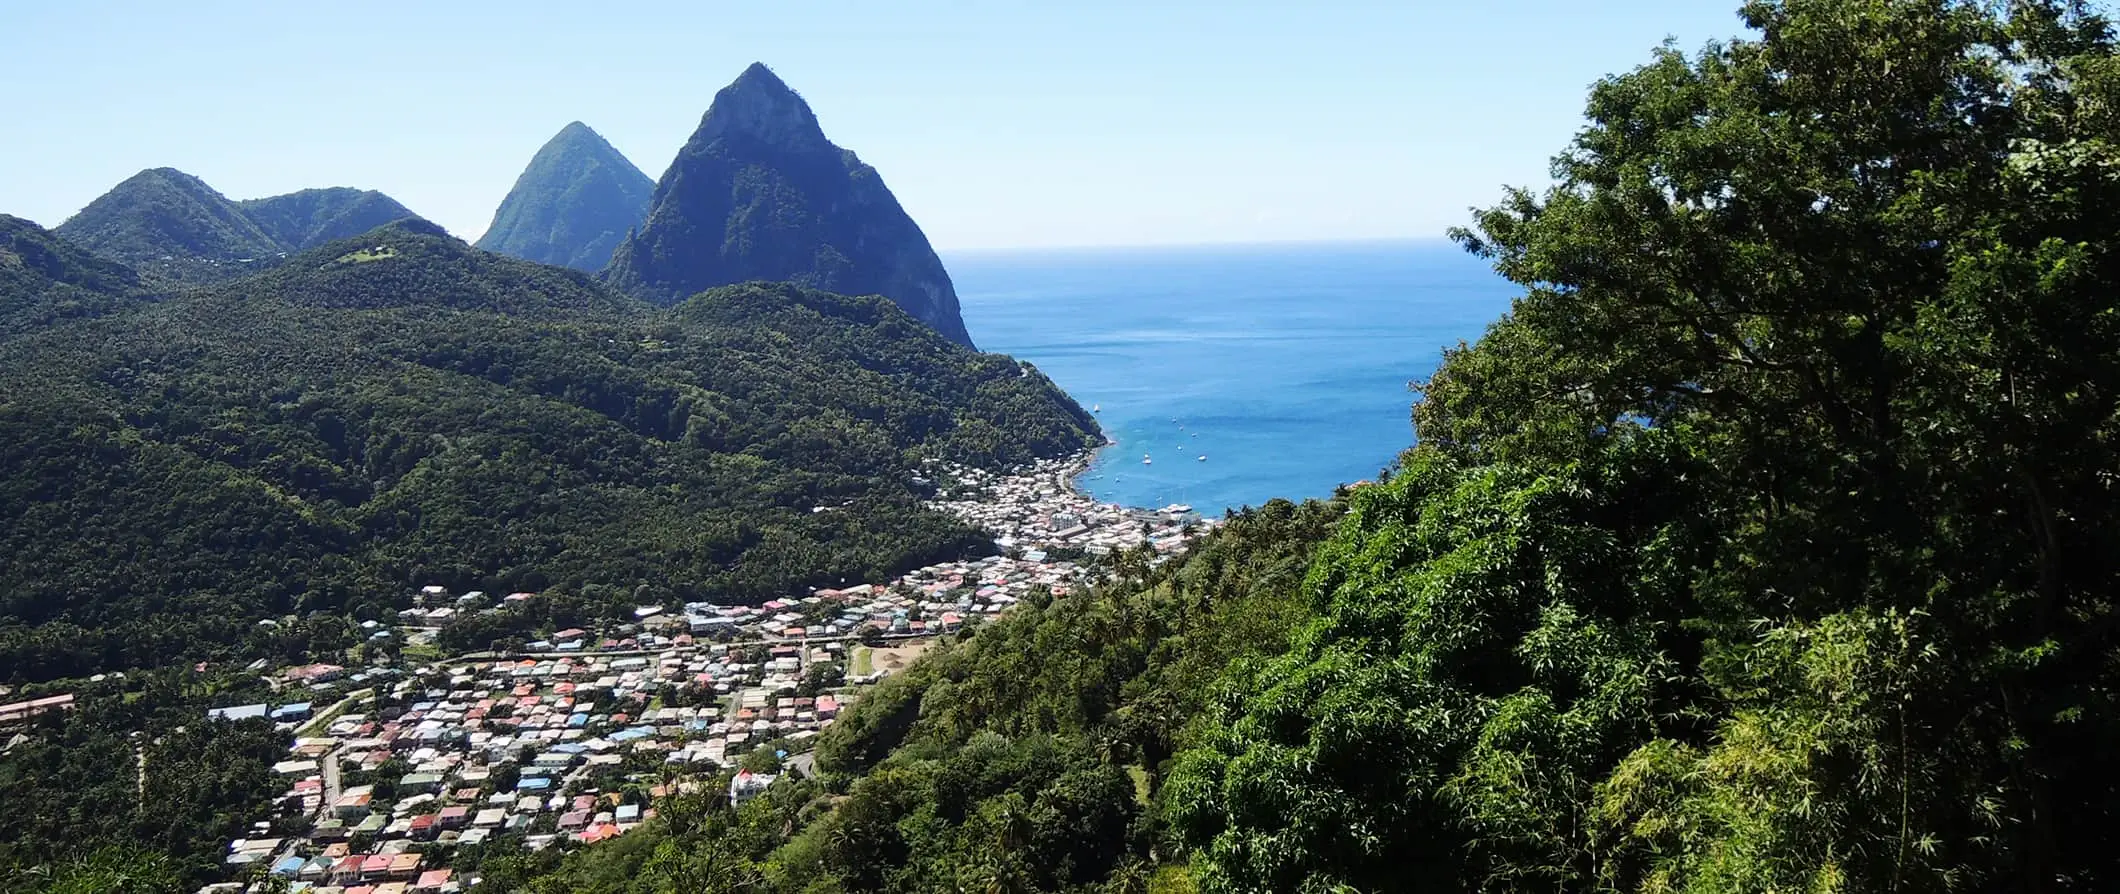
[1142, 453, 1153, 465]
[1093, 404, 1100, 412]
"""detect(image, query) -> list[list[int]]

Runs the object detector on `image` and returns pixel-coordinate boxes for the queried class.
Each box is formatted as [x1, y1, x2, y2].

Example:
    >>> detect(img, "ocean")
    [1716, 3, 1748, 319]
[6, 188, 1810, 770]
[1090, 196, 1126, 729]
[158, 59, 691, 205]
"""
[949, 240, 1521, 514]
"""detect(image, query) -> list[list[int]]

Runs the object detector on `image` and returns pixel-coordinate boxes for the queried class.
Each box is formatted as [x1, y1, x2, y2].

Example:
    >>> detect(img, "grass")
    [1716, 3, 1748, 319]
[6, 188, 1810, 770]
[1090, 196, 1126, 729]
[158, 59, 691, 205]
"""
[1127, 766, 1152, 806]
[401, 641, 444, 666]
[334, 246, 399, 264]
[850, 645, 874, 677]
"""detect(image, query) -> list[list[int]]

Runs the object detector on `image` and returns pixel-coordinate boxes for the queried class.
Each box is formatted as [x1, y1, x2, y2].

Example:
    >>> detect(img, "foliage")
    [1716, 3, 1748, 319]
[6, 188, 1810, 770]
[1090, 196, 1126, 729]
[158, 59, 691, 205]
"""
[0, 213, 146, 338]
[0, 677, 287, 889]
[52, 167, 284, 288]
[514, 497, 1342, 892]
[603, 63, 976, 347]
[237, 187, 422, 253]
[477, 121, 656, 272]
[0, 219, 1098, 682]
[1171, 1, 2120, 891]
[51, 168, 424, 289]
[515, 2, 2120, 891]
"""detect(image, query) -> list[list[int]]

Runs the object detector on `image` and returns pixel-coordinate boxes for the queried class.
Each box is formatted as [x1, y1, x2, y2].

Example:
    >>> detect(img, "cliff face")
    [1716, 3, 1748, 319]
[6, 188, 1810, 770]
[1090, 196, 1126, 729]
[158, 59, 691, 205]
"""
[603, 63, 974, 348]
[475, 122, 655, 271]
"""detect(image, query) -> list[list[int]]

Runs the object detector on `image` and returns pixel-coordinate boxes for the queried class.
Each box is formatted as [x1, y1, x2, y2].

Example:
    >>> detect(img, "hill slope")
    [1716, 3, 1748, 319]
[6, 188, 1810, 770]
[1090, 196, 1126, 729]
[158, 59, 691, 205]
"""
[512, 4, 2120, 892]
[0, 220, 1096, 682]
[53, 168, 284, 288]
[239, 187, 423, 250]
[0, 213, 146, 338]
[54, 170, 429, 288]
[476, 122, 656, 271]
[603, 63, 976, 348]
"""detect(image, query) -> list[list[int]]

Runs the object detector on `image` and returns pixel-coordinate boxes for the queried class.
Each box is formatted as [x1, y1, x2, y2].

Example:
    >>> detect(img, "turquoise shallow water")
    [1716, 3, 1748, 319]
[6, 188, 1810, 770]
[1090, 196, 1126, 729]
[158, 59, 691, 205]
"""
[949, 240, 1519, 513]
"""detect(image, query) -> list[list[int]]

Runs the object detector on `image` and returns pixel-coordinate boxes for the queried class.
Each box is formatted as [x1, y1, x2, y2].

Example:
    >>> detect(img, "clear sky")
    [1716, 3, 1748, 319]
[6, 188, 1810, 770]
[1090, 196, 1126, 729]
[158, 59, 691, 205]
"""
[2, 1, 1747, 251]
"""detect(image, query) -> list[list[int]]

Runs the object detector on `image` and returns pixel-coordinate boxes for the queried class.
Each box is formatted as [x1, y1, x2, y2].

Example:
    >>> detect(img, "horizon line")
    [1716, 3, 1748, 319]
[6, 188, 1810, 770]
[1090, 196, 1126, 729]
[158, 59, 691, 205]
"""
[938, 235, 1457, 255]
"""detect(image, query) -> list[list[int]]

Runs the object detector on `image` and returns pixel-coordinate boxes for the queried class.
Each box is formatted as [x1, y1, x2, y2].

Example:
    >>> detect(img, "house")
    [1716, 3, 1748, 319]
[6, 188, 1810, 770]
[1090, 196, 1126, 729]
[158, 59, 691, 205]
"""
[289, 664, 346, 685]
[728, 770, 776, 807]
[209, 703, 270, 722]
[413, 869, 453, 892]
[0, 693, 75, 726]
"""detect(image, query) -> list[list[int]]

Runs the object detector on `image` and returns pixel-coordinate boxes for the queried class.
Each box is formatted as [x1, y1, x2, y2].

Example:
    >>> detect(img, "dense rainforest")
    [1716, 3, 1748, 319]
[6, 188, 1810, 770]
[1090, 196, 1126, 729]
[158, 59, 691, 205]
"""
[50, 168, 424, 289]
[0, 677, 289, 893]
[0, 219, 1097, 683]
[466, 1, 2120, 892]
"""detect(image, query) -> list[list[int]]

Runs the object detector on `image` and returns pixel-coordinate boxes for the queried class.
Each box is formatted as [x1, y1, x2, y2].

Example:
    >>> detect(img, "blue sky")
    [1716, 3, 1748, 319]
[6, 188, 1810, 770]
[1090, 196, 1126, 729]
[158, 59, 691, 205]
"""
[2, 1, 1746, 250]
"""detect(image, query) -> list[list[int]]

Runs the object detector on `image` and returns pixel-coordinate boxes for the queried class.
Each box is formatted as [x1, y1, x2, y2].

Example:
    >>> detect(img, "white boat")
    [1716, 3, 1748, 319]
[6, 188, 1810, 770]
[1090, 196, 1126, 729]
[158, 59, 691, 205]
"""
[1093, 404, 1100, 412]
[1142, 454, 1153, 465]
[1198, 455, 1207, 461]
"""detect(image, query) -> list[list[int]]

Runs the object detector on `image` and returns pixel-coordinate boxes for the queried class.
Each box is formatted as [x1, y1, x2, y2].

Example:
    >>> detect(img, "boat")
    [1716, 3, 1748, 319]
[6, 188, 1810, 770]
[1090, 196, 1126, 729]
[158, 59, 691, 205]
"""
[1093, 404, 1100, 412]
[1198, 455, 1207, 461]
[1142, 454, 1153, 465]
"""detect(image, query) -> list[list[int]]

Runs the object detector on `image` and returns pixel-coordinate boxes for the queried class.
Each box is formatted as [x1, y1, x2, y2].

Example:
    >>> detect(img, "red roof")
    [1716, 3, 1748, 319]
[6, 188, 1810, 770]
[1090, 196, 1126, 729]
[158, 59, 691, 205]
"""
[415, 869, 453, 888]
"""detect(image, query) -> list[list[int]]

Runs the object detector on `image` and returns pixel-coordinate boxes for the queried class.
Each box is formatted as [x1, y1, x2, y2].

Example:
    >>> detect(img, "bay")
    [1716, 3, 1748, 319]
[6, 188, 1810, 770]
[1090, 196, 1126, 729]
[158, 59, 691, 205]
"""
[950, 240, 1519, 513]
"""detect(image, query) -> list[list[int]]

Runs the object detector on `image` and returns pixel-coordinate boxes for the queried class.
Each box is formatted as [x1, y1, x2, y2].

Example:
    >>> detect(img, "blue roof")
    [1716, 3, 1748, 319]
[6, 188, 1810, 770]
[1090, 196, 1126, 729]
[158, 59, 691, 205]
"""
[273, 856, 307, 876]
[280, 702, 312, 712]
[518, 776, 553, 791]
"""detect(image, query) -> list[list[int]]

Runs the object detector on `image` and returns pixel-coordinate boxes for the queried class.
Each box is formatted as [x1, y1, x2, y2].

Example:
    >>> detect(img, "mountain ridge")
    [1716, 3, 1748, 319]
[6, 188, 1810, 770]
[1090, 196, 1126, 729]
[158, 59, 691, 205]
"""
[0, 215, 1095, 683]
[54, 168, 431, 288]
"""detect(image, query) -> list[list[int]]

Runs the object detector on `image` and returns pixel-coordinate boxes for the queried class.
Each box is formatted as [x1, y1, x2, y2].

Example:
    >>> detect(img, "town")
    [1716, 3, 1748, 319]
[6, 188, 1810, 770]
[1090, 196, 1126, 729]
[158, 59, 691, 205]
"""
[197, 455, 1216, 894]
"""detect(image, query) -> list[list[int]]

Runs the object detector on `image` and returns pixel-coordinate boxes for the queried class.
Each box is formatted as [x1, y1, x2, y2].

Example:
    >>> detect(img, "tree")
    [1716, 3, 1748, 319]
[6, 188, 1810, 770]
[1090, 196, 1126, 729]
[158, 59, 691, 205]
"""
[1173, 1, 2120, 892]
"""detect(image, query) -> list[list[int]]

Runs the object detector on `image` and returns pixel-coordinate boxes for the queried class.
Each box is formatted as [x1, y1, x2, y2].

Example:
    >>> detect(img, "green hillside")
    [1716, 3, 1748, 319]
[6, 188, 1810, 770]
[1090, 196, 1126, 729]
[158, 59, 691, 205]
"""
[476, 121, 656, 271]
[0, 219, 1097, 683]
[53, 170, 429, 289]
[239, 187, 423, 251]
[0, 212, 146, 338]
[499, 3, 2120, 892]
[52, 168, 283, 288]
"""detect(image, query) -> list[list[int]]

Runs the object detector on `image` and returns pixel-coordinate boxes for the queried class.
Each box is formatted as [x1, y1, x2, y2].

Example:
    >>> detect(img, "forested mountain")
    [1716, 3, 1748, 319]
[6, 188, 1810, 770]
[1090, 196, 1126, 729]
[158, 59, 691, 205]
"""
[603, 63, 977, 348]
[502, 2, 2120, 892]
[476, 121, 656, 271]
[53, 168, 284, 288]
[0, 218, 1096, 684]
[238, 187, 422, 251]
[0, 213, 146, 338]
[53, 169, 429, 288]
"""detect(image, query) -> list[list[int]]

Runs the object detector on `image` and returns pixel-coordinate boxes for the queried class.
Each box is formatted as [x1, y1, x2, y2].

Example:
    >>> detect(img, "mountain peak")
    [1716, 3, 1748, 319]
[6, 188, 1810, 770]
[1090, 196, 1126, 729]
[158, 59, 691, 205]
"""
[475, 120, 655, 271]
[695, 62, 826, 150]
[602, 64, 975, 347]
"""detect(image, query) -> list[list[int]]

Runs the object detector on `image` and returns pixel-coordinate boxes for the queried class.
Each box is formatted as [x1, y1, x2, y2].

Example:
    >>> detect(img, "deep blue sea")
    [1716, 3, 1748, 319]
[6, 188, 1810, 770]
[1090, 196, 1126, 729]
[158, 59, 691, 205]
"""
[949, 240, 1520, 513]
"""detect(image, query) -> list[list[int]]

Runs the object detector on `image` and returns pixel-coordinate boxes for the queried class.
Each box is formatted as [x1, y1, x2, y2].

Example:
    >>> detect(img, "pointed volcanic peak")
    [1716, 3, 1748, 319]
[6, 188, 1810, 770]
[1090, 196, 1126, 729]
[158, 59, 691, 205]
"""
[239, 187, 426, 252]
[603, 62, 976, 348]
[476, 121, 656, 272]
[0, 213, 147, 339]
[55, 167, 284, 288]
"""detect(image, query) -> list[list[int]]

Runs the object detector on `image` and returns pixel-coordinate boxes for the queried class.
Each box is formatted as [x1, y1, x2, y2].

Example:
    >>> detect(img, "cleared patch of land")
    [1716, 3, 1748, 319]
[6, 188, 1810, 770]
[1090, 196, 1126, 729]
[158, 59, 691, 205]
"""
[868, 638, 934, 675]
